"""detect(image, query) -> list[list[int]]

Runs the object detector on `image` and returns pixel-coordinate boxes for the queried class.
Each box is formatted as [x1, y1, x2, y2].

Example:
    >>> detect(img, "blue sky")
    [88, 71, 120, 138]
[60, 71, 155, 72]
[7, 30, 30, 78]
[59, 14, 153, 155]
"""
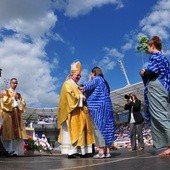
[0, 0, 170, 108]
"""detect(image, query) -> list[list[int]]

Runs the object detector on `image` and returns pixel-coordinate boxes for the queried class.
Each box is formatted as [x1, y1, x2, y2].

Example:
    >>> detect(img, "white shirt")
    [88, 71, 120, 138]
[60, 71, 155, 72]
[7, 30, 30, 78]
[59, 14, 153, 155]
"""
[69, 79, 83, 107]
[9, 88, 21, 109]
[130, 106, 135, 123]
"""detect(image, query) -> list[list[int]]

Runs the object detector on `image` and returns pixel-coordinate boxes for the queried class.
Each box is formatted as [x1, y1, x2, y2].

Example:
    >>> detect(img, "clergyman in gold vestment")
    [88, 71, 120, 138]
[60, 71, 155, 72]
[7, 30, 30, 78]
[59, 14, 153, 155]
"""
[1, 78, 27, 156]
[57, 61, 95, 158]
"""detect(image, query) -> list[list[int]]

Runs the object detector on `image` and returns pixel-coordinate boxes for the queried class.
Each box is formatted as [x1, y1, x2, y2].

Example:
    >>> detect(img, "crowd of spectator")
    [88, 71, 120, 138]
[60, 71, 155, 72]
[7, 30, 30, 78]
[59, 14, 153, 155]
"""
[38, 115, 56, 124]
[114, 123, 153, 149]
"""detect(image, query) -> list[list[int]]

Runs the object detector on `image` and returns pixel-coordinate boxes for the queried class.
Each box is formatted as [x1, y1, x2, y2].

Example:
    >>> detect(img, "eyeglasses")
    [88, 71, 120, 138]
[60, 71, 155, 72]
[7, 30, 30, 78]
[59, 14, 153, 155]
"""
[73, 74, 81, 78]
[77, 75, 81, 77]
[11, 82, 18, 85]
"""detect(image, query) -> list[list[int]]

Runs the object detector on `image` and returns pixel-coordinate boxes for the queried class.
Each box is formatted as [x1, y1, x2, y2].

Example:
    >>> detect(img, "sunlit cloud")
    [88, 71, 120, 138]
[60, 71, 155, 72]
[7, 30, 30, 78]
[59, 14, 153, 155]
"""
[140, 0, 170, 40]
[0, 36, 59, 107]
[55, 0, 124, 17]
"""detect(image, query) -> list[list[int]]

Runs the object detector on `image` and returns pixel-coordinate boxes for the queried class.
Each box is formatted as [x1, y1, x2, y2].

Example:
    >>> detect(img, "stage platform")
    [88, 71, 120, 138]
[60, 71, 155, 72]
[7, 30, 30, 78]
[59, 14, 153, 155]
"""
[0, 146, 169, 170]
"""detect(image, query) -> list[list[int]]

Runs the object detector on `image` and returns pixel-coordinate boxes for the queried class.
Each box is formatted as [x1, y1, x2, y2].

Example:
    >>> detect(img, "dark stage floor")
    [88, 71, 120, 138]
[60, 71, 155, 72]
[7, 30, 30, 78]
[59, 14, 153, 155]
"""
[0, 146, 169, 170]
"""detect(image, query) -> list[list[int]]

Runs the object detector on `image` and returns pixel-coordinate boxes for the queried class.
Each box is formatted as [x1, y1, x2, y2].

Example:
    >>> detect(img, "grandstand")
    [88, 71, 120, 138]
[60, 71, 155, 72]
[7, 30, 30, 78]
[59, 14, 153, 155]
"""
[23, 107, 57, 123]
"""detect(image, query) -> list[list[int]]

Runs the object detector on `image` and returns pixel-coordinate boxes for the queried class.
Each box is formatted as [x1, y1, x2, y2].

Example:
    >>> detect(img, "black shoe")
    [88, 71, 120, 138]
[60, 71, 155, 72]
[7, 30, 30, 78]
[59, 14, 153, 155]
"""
[80, 154, 88, 158]
[9, 151, 15, 155]
[4, 151, 12, 157]
[80, 153, 94, 158]
[0, 151, 11, 157]
[68, 154, 77, 159]
[12, 154, 20, 157]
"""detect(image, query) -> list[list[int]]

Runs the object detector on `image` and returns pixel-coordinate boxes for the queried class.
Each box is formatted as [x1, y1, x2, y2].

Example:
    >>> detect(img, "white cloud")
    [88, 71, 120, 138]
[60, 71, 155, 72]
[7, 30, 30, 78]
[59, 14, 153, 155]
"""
[55, 0, 124, 17]
[79, 68, 89, 85]
[99, 56, 116, 71]
[0, 36, 59, 107]
[140, 0, 170, 40]
[121, 40, 134, 51]
[50, 55, 60, 69]
[120, 0, 170, 55]
[94, 47, 123, 73]
[47, 32, 64, 43]
[0, 0, 57, 38]
[0, 0, 60, 107]
[103, 47, 124, 59]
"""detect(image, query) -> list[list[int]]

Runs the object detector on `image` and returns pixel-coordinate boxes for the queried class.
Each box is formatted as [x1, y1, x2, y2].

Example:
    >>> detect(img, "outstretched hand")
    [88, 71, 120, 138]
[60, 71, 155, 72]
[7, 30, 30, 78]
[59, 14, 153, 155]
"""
[78, 86, 83, 92]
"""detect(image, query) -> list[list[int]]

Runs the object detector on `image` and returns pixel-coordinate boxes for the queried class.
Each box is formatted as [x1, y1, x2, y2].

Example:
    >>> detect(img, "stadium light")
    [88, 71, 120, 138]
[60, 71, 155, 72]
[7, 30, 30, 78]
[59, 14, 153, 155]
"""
[0, 68, 2, 77]
[118, 60, 131, 86]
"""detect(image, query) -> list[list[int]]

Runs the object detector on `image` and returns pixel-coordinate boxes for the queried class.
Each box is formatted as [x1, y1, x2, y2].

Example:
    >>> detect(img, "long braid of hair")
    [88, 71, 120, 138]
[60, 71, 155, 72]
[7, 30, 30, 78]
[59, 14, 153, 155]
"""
[92, 67, 110, 94]
[98, 74, 110, 94]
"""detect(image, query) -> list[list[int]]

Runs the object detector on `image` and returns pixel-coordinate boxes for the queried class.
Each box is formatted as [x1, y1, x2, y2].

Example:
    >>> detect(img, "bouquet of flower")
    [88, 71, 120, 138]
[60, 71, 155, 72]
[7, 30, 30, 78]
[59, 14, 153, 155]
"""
[24, 135, 52, 155]
[24, 135, 41, 153]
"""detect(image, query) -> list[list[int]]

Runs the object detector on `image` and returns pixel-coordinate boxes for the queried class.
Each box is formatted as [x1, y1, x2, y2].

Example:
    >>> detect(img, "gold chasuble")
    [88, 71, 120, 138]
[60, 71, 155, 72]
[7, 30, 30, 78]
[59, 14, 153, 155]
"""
[1, 89, 27, 141]
[57, 79, 95, 147]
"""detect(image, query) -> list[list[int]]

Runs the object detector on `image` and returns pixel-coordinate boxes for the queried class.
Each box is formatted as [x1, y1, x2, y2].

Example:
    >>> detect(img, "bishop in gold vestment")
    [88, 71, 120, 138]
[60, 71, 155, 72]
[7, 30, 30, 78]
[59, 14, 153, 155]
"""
[1, 78, 27, 155]
[57, 61, 95, 157]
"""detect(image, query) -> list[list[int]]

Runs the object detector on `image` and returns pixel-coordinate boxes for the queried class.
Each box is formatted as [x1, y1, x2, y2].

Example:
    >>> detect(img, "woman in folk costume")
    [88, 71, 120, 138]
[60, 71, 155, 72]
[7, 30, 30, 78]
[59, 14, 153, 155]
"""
[1, 78, 27, 156]
[57, 61, 95, 158]
[140, 36, 170, 156]
[81, 67, 115, 158]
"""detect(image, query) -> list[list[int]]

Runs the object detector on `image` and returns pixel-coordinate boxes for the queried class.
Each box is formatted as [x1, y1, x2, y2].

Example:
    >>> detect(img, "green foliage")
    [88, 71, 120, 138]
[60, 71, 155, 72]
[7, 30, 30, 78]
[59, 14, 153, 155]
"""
[26, 139, 52, 154]
[27, 139, 41, 151]
[136, 35, 149, 54]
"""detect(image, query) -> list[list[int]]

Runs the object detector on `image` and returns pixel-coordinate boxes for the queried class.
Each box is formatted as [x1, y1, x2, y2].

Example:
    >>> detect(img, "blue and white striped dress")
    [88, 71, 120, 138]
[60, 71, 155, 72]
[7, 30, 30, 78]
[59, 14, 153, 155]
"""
[83, 76, 115, 146]
[147, 51, 170, 93]
[145, 51, 170, 149]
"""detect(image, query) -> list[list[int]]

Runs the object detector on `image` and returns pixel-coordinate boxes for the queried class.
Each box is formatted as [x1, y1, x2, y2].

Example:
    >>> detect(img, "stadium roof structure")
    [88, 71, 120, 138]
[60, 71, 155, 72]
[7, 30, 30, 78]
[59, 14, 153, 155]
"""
[23, 81, 145, 120]
[23, 107, 58, 121]
[110, 81, 144, 115]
